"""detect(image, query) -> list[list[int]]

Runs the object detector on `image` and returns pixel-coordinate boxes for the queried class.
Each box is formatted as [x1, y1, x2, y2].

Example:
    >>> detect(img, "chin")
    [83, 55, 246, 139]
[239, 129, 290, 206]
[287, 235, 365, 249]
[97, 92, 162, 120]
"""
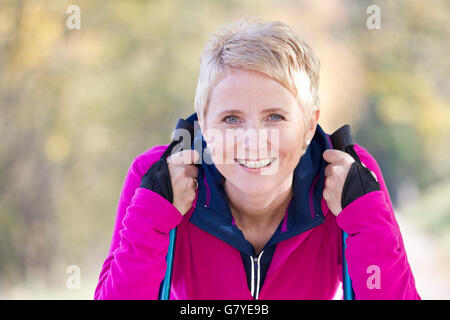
[230, 176, 278, 195]
[219, 162, 285, 193]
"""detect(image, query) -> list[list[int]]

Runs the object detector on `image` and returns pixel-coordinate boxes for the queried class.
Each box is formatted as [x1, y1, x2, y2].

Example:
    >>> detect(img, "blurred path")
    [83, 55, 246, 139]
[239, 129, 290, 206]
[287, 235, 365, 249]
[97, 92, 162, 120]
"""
[396, 212, 450, 299]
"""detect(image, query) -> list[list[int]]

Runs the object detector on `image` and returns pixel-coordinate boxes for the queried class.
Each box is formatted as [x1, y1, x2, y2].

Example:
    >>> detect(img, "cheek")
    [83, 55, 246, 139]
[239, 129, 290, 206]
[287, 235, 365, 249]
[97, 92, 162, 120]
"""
[209, 138, 238, 181]
[206, 130, 235, 166]
[276, 127, 304, 155]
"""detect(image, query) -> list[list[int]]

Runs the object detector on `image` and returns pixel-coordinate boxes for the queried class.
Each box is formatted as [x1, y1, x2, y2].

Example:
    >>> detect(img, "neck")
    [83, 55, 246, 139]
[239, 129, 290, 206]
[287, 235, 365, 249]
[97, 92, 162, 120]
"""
[225, 174, 294, 232]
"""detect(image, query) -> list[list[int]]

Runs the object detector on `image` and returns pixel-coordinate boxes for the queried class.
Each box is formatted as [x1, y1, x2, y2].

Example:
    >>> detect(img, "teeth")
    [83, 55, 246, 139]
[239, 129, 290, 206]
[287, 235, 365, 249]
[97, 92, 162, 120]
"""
[236, 158, 273, 168]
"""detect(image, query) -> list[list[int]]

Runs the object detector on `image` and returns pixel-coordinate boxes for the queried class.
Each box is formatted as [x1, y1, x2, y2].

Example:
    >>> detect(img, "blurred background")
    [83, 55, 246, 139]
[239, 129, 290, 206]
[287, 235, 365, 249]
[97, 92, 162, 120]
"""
[0, 0, 449, 299]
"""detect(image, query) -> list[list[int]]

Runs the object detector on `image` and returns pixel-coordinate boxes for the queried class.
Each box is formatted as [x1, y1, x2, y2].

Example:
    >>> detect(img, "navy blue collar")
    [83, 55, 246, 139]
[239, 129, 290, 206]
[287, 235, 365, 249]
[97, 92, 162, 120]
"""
[185, 112, 333, 256]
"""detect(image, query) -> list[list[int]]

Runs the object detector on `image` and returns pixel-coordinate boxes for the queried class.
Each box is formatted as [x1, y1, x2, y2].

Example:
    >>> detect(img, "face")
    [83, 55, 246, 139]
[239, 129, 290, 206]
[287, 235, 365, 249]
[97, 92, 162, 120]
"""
[199, 67, 319, 195]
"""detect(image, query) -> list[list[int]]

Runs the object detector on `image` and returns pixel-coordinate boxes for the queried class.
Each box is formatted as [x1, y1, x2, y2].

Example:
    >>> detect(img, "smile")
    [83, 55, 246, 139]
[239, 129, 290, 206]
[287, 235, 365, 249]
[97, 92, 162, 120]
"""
[235, 158, 275, 169]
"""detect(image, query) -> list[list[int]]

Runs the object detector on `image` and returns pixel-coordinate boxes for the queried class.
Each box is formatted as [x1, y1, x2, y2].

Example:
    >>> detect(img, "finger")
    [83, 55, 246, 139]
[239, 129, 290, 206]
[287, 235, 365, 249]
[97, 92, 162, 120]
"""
[324, 164, 337, 177]
[322, 149, 347, 164]
[168, 149, 200, 165]
[183, 163, 199, 179]
[323, 187, 330, 201]
[325, 176, 335, 189]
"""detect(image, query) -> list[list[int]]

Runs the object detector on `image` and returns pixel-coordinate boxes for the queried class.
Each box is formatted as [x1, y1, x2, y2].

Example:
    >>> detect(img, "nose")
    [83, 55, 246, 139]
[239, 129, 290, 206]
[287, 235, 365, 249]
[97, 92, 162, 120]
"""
[237, 125, 272, 160]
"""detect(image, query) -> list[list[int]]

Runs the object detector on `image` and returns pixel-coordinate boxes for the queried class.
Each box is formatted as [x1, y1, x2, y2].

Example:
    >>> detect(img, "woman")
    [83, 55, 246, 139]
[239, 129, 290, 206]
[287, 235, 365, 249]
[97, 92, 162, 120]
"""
[94, 17, 420, 300]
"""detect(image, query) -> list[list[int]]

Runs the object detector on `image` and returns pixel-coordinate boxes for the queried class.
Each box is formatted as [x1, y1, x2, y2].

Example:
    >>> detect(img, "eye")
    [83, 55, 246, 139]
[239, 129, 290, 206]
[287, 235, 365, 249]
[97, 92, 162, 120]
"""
[268, 113, 285, 121]
[222, 115, 240, 124]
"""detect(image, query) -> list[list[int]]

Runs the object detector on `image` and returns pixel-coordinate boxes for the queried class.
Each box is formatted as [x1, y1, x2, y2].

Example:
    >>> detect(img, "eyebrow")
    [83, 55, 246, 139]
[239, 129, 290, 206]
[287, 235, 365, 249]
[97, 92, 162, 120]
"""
[217, 107, 288, 118]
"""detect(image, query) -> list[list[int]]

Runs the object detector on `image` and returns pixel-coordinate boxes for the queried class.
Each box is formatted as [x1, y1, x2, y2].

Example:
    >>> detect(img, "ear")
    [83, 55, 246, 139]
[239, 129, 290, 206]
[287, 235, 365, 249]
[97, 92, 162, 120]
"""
[305, 108, 320, 142]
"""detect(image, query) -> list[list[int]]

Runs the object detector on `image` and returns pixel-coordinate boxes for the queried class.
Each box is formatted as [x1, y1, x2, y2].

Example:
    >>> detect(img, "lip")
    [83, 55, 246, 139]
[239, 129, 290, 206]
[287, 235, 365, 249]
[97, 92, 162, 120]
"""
[235, 158, 273, 162]
[234, 158, 276, 173]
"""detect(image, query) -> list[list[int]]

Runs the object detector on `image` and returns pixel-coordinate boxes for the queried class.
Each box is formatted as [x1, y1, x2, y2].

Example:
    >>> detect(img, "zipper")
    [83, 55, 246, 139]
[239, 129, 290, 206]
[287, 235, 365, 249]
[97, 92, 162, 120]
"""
[249, 250, 264, 300]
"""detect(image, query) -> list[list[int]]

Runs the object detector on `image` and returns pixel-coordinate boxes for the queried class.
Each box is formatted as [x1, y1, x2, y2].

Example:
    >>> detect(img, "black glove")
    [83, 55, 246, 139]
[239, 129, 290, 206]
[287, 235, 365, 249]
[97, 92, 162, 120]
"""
[341, 145, 381, 209]
[139, 141, 180, 203]
[140, 157, 174, 203]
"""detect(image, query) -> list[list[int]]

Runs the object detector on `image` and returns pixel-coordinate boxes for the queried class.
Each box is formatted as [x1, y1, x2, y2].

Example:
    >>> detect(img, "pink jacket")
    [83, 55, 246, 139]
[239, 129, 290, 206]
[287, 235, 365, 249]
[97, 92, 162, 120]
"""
[94, 138, 420, 300]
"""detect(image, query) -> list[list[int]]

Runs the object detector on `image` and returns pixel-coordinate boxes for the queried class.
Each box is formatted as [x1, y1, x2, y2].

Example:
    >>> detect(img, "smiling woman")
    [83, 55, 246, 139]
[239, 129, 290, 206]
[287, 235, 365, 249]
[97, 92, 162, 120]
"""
[199, 67, 318, 245]
[94, 16, 421, 300]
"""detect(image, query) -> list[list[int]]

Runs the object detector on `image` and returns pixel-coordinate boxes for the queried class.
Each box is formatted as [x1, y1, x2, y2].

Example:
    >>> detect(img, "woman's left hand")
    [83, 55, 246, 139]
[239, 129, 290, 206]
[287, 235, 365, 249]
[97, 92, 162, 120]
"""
[322, 149, 355, 217]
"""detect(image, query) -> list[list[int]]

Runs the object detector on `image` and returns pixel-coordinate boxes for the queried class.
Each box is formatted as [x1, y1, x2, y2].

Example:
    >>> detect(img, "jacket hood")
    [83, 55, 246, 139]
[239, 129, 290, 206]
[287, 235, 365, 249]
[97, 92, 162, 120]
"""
[184, 112, 333, 256]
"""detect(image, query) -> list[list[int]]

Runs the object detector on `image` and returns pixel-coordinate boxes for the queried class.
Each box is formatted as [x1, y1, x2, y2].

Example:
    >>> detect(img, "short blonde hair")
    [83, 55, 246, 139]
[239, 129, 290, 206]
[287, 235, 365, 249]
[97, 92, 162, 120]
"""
[194, 16, 320, 129]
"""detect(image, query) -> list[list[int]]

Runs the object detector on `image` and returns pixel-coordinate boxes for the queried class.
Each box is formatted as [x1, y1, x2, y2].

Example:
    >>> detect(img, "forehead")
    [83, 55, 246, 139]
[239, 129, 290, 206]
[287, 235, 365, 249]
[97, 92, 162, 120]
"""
[208, 68, 297, 115]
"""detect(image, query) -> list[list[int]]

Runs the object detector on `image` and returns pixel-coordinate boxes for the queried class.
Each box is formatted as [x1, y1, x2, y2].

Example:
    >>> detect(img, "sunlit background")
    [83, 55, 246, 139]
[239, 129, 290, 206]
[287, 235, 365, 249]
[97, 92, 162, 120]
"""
[0, 0, 449, 299]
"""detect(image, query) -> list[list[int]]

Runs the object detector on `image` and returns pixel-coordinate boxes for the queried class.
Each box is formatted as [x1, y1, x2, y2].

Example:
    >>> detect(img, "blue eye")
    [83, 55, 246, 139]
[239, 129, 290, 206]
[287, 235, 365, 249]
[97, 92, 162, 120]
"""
[223, 115, 239, 123]
[269, 114, 284, 121]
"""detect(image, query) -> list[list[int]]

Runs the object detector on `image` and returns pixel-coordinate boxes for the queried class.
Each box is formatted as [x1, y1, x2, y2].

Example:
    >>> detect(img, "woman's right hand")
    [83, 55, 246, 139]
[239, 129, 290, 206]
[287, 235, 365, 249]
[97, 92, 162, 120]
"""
[166, 150, 200, 216]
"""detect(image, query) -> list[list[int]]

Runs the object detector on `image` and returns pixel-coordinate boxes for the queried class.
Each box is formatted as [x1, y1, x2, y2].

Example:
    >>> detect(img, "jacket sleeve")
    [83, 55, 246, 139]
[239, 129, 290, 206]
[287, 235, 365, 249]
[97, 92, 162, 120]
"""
[94, 145, 183, 300]
[335, 143, 421, 300]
